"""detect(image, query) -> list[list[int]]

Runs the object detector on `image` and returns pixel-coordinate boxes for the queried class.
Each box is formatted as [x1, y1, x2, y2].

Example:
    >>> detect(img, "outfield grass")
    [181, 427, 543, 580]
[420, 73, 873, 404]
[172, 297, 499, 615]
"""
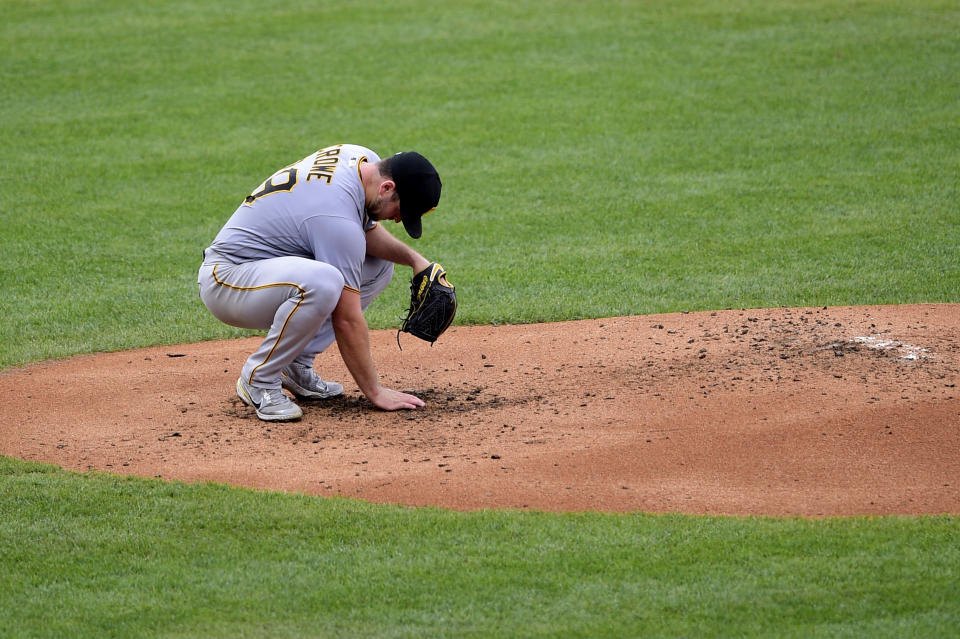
[2, 0, 959, 636]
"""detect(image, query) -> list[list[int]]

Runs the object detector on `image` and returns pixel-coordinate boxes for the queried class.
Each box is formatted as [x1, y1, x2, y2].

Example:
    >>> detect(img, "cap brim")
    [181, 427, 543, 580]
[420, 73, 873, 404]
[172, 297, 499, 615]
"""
[401, 212, 422, 239]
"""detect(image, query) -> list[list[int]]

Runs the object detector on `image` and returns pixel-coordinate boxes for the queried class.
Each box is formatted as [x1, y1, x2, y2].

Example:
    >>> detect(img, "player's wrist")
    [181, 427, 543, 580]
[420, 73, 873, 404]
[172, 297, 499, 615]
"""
[411, 256, 431, 273]
[364, 383, 386, 403]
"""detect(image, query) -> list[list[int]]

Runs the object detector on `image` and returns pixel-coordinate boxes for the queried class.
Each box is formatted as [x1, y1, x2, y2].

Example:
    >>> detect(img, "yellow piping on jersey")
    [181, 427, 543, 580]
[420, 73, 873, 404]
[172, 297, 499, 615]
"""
[211, 264, 306, 385]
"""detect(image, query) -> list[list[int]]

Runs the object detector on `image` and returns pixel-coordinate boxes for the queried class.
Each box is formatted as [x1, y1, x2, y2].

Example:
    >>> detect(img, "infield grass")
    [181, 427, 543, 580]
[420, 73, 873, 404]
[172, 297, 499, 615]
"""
[2, 457, 958, 638]
[2, 0, 959, 636]
[1, 0, 958, 367]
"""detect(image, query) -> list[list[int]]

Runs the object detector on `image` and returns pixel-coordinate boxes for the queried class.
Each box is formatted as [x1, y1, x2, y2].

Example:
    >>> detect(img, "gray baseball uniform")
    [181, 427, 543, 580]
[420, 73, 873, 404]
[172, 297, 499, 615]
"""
[198, 143, 393, 390]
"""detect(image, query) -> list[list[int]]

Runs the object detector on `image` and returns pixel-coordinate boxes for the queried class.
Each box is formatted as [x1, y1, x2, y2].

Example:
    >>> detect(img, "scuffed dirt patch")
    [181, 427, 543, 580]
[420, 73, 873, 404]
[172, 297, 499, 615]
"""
[2, 304, 958, 517]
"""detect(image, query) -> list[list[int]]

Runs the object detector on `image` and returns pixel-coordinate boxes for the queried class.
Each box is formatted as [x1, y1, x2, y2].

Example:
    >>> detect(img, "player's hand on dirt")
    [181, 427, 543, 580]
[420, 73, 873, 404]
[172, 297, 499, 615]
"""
[368, 386, 425, 411]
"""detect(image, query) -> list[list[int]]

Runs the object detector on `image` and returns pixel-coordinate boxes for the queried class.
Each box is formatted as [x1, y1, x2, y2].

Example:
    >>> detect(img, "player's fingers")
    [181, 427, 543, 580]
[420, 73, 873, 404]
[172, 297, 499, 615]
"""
[389, 389, 424, 408]
[373, 388, 425, 411]
[395, 394, 425, 410]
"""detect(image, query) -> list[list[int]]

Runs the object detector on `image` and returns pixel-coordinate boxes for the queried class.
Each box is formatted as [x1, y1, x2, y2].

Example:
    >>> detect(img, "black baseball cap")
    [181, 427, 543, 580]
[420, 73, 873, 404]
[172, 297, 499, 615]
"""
[390, 151, 442, 239]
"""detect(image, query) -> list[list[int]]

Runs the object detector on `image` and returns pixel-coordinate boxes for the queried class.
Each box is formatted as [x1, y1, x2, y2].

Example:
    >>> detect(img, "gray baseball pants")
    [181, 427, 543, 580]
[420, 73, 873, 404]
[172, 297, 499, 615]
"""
[198, 250, 394, 389]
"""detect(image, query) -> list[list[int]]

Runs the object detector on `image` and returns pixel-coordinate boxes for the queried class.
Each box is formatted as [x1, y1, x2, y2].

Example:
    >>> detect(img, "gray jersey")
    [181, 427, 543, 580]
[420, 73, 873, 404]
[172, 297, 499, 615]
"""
[206, 143, 379, 293]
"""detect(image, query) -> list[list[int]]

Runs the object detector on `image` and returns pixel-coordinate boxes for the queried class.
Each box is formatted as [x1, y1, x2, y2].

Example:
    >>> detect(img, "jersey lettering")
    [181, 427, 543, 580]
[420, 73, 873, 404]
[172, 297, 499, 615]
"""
[307, 144, 342, 183]
[244, 165, 297, 205]
[242, 145, 344, 206]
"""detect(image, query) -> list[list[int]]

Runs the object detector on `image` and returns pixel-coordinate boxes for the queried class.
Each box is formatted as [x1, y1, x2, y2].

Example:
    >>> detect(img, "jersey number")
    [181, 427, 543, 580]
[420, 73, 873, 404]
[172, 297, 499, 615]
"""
[244, 166, 298, 205]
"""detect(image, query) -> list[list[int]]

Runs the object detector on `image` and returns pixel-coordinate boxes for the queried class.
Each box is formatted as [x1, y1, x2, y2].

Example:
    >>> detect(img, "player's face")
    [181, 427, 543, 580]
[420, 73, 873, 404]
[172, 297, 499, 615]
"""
[367, 187, 402, 223]
[380, 197, 402, 224]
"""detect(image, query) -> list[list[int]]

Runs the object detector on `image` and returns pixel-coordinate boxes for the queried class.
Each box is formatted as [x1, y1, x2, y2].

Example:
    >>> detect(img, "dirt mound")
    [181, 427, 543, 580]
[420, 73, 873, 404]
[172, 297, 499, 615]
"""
[2, 304, 958, 517]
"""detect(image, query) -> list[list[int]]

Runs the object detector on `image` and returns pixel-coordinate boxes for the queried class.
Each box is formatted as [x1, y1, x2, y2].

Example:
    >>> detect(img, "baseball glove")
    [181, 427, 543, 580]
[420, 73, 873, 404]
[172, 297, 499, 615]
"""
[398, 262, 457, 347]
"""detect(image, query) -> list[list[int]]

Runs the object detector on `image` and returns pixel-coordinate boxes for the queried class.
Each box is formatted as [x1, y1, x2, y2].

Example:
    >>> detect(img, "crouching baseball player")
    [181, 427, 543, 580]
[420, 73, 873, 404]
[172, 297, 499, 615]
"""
[198, 144, 455, 422]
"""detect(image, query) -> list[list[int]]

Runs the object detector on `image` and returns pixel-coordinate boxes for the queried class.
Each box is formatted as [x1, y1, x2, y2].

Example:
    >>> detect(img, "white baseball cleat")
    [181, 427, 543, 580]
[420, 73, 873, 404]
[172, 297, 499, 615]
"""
[281, 363, 344, 399]
[236, 377, 303, 422]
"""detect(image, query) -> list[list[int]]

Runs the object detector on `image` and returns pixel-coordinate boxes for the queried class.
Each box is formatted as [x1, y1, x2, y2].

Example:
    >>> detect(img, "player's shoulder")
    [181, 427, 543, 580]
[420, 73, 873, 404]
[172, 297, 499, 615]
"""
[338, 144, 381, 176]
[311, 143, 380, 164]
[340, 143, 379, 161]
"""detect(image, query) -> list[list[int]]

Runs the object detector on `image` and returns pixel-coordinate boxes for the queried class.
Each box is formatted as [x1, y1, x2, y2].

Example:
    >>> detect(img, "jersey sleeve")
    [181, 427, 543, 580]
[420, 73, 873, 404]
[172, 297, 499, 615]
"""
[301, 215, 366, 293]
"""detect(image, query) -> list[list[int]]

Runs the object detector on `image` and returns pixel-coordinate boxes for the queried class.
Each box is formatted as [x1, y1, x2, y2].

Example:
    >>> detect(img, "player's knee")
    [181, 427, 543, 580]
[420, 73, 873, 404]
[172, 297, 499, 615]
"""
[303, 264, 344, 317]
[362, 256, 394, 297]
[372, 258, 394, 287]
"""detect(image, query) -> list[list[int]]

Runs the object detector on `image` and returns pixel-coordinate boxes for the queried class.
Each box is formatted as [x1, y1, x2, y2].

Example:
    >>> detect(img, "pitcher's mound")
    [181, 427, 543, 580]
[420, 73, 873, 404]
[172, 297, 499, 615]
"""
[2, 304, 958, 517]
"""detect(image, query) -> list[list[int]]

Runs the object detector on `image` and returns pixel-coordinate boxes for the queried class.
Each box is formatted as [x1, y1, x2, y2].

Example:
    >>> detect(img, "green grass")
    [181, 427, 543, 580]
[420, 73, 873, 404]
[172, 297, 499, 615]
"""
[2, 457, 958, 639]
[2, 0, 959, 636]
[1, 0, 957, 367]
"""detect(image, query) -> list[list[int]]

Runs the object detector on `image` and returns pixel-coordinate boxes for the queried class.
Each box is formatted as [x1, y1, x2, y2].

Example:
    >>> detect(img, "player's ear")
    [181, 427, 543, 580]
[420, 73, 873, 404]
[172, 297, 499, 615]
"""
[379, 179, 397, 198]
